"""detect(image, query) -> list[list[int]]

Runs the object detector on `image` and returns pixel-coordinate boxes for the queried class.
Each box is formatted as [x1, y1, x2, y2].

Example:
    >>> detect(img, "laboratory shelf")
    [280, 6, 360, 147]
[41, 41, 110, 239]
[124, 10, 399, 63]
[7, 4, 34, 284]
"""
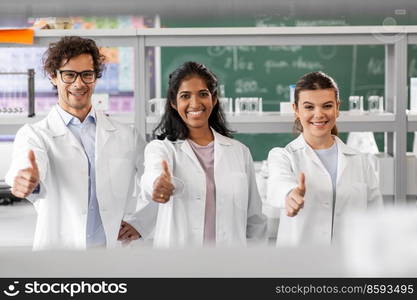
[0, 113, 134, 135]
[407, 112, 417, 132]
[1, 26, 416, 203]
[146, 111, 396, 134]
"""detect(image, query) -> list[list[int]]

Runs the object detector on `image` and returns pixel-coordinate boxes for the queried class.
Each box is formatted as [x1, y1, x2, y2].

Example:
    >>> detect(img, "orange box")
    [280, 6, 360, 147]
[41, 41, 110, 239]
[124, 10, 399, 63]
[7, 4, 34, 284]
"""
[0, 29, 34, 45]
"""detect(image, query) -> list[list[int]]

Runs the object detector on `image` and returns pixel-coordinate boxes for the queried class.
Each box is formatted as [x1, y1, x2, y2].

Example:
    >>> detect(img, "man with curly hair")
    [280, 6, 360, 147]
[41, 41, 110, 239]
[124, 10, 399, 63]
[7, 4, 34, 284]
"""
[6, 36, 151, 250]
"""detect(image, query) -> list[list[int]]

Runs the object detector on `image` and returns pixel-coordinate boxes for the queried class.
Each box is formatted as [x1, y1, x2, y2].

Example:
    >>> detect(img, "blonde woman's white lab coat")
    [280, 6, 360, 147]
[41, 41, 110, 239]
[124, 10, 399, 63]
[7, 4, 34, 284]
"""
[140, 130, 267, 248]
[266, 134, 383, 247]
[5, 106, 150, 250]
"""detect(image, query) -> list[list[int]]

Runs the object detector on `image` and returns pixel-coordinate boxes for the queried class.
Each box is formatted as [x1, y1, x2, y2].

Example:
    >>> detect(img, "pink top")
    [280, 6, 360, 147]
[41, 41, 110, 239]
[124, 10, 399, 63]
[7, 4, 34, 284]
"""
[188, 139, 216, 245]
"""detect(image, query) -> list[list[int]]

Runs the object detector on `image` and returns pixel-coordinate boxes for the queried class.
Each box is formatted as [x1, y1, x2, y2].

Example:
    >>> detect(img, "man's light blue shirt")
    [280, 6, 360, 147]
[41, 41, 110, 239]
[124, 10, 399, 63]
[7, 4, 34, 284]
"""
[56, 104, 107, 248]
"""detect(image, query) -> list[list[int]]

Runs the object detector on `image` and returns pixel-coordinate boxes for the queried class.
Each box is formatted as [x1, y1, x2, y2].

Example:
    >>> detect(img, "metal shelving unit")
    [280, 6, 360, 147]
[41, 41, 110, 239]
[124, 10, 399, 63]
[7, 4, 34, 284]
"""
[147, 111, 396, 134]
[0, 25, 416, 203]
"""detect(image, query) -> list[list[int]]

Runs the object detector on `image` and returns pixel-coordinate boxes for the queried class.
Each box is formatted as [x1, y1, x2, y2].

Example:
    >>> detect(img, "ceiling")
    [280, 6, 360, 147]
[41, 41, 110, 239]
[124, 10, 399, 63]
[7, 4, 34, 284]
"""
[1, 0, 416, 20]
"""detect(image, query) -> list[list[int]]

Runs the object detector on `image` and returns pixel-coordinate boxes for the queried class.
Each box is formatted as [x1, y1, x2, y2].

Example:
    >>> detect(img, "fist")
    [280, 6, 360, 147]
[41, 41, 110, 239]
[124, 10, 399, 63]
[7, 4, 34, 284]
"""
[152, 160, 174, 203]
[285, 172, 306, 217]
[11, 150, 40, 198]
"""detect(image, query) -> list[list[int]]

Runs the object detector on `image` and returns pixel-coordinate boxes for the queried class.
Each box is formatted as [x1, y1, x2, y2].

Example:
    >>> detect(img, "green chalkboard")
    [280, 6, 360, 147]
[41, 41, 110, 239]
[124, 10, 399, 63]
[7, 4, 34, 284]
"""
[160, 16, 415, 160]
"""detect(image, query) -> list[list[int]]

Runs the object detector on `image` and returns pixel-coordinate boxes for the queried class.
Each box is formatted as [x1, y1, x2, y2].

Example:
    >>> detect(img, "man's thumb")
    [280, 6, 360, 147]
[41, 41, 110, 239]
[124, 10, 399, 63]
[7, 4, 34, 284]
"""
[28, 150, 38, 170]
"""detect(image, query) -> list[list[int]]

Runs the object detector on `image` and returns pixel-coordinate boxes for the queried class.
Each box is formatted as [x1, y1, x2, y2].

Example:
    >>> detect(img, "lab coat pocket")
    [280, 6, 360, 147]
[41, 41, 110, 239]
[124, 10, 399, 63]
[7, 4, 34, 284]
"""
[342, 182, 368, 212]
[232, 172, 249, 210]
[108, 158, 133, 199]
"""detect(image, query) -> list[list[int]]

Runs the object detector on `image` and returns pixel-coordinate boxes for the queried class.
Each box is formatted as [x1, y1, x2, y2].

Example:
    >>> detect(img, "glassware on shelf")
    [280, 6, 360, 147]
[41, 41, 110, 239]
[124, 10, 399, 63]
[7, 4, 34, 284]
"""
[280, 102, 293, 114]
[289, 84, 296, 103]
[235, 97, 263, 114]
[219, 97, 233, 114]
[378, 96, 384, 113]
[367, 95, 380, 113]
[348, 95, 364, 114]
[219, 84, 226, 98]
[148, 98, 166, 116]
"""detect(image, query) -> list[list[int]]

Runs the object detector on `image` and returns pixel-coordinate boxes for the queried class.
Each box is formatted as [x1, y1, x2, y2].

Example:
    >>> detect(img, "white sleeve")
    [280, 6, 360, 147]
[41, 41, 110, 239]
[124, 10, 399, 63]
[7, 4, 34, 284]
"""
[140, 140, 184, 201]
[266, 147, 298, 209]
[244, 147, 267, 243]
[122, 130, 159, 240]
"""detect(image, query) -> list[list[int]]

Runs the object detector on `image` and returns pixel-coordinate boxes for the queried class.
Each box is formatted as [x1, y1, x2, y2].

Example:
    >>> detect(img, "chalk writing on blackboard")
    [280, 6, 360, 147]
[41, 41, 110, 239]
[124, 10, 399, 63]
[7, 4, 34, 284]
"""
[224, 57, 255, 71]
[264, 60, 289, 73]
[254, 15, 288, 27]
[207, 46, 230, 57]
[367, 57, 384, 75]
[235, 78, 268, 94]
[276, 84, 291, 98]
[207, 46, 256, 57]
[207, 46, 256, 72]
[292, 57, 323, 70]
[268, 45, 302, 53]
[317, 46, 338, 60]
[295, 20, 348, 26]
[354, 84, 384, 94]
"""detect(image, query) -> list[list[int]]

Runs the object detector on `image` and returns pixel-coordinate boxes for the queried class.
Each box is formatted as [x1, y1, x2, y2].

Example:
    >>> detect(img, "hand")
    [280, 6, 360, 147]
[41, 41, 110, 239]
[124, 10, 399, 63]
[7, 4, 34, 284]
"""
[152, 160, 174, 203]
[285, 172, 306, 217]
[118, 221, 141, 245]
[11, 150, 40, 198]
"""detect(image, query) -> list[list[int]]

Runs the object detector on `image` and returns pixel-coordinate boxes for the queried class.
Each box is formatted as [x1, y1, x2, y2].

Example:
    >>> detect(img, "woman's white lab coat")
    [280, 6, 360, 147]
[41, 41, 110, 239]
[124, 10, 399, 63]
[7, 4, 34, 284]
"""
[266, 134, 383, 246]
[140, 130, 267, 248]
[5, 106, 149, 250]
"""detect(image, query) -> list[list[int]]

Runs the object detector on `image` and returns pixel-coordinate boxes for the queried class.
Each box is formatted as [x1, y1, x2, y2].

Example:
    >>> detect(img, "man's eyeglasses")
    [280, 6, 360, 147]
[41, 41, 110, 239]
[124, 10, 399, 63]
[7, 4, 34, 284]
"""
[57, 70, 97, 84]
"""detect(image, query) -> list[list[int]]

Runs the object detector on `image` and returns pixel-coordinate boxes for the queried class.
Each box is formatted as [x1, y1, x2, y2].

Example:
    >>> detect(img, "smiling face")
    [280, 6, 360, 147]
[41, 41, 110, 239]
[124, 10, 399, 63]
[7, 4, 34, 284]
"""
[294, 88, 339, 143]
[172, 75, 217, 134]
[51, 53, 96, 118]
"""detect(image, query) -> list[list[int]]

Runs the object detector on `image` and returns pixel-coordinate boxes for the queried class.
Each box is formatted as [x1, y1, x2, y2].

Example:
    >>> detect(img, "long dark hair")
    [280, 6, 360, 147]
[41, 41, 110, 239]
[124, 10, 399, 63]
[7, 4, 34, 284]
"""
[153, 61, 233, 140]
[293, 71, 340, 136]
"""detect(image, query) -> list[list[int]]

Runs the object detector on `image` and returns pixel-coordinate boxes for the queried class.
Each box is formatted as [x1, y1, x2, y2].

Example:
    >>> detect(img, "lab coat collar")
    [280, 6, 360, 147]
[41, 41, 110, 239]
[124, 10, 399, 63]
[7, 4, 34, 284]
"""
[95, 110, 117, 159]
[95, 110, 116, 132]
[291, 134, 328, 173]
[212, 128, 232, 146]
[47, 105, 117, 150]
[334, 136, 360, 186]
[55, 104, 96, 126]
[179, 128, 231, 170]
[290, 134, 357, 155]
[180, 140, 203, 172]
[292, 134, 359, 178]
[47, 106, 84, 152]
[334, 136, 358, 155]
[46, 105, 70, 137]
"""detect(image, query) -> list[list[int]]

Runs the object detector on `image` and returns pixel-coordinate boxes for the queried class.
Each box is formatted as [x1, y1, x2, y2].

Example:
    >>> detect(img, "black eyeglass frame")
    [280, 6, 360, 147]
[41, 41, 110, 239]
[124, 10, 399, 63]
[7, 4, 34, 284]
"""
[56, 69, 97, 84]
